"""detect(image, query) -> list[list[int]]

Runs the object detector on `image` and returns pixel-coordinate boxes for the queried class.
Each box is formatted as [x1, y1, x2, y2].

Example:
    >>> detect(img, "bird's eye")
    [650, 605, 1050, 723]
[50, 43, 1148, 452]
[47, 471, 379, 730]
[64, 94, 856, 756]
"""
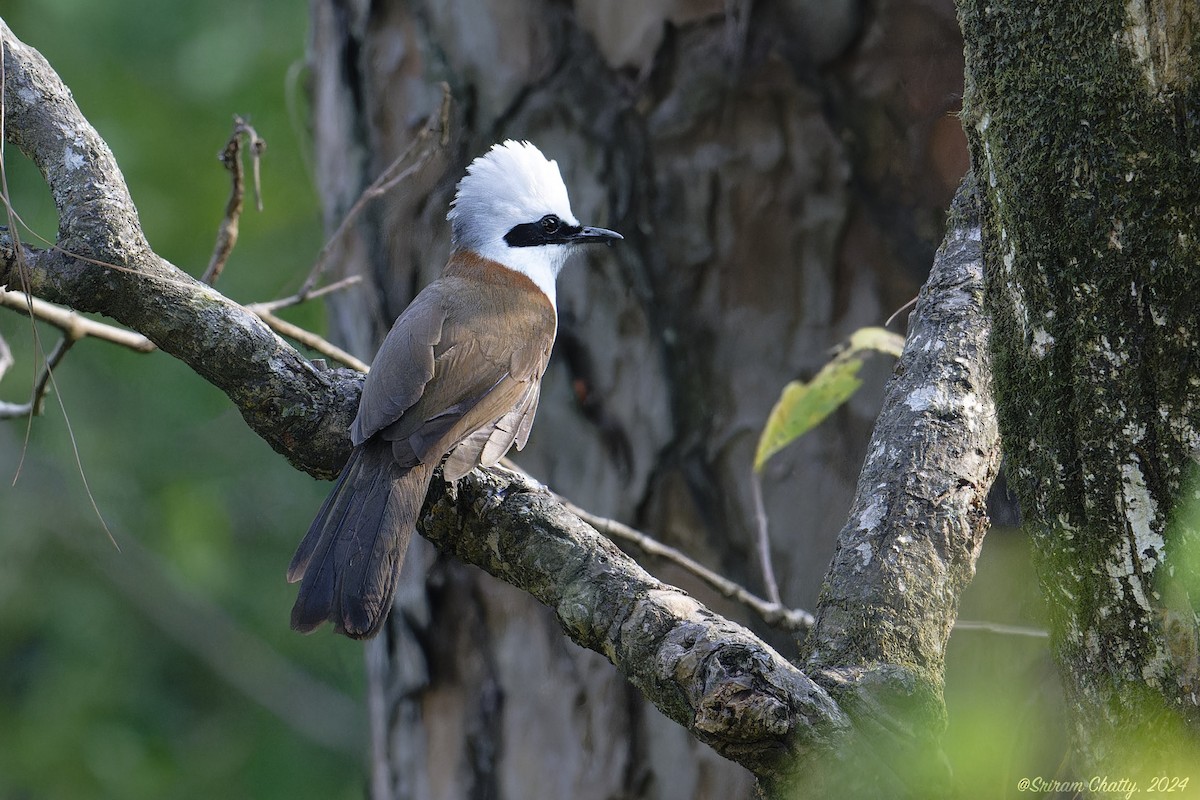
[540, 214, 561, 235]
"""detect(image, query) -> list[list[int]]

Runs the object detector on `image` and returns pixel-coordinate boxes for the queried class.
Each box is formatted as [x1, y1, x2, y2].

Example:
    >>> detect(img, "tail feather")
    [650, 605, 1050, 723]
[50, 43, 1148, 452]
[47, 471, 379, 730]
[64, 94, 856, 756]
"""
[288, 440, 433, 639]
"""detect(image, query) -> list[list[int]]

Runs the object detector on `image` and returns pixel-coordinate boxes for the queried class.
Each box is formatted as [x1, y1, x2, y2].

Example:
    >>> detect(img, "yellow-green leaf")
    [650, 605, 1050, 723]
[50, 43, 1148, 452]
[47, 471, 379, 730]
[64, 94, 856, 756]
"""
[753, 326, 907, 472]
[754, 357, 865, 472]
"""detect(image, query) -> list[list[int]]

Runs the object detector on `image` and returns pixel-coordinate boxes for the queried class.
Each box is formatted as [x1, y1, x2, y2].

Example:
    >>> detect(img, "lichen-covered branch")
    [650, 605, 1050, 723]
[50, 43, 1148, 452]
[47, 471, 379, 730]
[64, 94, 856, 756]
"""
[806, 181, 998, 677]
[0, 19, 359, 478]
[798, 178, 1000, 793]
[422, 464, 850, 783]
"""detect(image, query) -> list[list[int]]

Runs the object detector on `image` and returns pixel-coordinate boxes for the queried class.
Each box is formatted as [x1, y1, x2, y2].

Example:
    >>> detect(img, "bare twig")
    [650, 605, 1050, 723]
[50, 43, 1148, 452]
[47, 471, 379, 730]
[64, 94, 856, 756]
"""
[0, 331, 11, 381]
[243, 274, 369, 372]
[953, 619, 1049, 638]
[749, 470, 782, 605]
[885, 294, 919, 327]
[27, 334, 72, 414]
[202, 115, 265, 286]
[0, 288, 156, 352]
[299, 83, 451, 296]
[563, 498, 815, 633]
[250, 307, 369, 373]
[251, 274, 362, 314]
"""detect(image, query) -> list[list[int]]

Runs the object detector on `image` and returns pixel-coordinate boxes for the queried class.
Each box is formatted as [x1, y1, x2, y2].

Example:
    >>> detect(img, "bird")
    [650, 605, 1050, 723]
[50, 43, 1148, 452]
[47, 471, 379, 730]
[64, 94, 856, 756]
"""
[287, 140, 622, 639]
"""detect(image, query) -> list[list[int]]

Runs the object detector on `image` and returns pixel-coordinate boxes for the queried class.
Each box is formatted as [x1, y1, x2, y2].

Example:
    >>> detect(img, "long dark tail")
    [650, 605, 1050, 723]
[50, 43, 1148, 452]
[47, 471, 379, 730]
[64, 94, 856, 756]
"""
[287, 439, 433, 639]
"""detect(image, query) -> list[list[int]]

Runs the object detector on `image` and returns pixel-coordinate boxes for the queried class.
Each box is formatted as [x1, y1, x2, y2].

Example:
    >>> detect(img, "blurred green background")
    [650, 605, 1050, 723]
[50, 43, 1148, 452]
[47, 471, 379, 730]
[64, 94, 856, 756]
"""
[1, 2, 365, 798]
[0, 2, 1066, 798]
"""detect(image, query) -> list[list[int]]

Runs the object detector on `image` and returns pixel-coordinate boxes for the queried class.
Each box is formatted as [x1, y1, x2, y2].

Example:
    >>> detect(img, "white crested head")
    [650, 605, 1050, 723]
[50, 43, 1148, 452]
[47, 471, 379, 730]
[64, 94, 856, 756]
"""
[447, 140, 583, 304]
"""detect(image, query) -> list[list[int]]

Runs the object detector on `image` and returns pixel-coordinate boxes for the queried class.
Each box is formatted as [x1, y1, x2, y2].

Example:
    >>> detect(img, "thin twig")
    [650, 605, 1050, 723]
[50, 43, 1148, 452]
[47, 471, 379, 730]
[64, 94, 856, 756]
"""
[202, 115, 265, 286]
[885, 294, 919, 327]
[246, 276, 371, 372]
[0, 288, 156, 352]
[28, 334, 74, 414]
[248, 307, 369, 373]
[554, 491, 814, 634]
[952, 619, 1049, 638]
[251, 274, 362, 314]
[299, 83, 451, 297]
[749, 470, 782, 605]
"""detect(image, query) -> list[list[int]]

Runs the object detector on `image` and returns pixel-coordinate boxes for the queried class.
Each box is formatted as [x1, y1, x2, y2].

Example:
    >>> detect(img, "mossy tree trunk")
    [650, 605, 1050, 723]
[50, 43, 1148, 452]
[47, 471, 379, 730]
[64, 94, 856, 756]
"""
[959, 0, 1200, 774]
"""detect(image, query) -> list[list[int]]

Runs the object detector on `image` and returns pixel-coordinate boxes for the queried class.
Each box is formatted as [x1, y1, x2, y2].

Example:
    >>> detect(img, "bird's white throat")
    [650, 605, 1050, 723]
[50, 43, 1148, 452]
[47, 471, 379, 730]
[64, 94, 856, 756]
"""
[470, 239, 570, 306]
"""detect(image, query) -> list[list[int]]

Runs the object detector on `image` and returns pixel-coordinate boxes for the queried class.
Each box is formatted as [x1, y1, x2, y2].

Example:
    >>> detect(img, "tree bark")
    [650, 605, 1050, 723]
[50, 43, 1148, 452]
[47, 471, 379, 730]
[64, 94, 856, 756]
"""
[959, 0, 1200, 776]
[304, 0, 971, 796]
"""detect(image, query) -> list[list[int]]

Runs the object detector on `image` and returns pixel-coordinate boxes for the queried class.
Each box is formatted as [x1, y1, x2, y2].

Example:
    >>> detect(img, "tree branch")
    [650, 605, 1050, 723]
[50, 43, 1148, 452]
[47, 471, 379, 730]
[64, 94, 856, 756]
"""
[419, 463, 851, 783]
[807, 180, 998, 676]
[800, 178, 1000, 793]
[0, 21, 359, 479]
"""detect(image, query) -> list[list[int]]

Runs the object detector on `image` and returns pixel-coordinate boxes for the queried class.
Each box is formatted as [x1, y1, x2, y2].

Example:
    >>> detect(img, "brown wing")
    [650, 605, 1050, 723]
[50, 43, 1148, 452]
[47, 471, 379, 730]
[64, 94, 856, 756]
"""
[362, 264, 556, 473]
[441, 363, 544, 481]
[350, 284, 448, 446]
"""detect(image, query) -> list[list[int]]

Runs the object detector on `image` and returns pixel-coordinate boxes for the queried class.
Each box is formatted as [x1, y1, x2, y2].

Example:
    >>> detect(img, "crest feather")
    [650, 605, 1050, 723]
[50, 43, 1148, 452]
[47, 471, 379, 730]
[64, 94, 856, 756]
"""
[447, 140, 577, 251]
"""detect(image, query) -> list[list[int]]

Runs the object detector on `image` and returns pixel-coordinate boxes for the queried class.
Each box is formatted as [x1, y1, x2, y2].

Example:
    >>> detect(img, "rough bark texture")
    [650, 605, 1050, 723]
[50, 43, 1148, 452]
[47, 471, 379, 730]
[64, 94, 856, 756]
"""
[802, 181, 999, 796]
[419, 464, 851, 785]
[959, 0, 1200, 775]
[305, 1, 970, 796]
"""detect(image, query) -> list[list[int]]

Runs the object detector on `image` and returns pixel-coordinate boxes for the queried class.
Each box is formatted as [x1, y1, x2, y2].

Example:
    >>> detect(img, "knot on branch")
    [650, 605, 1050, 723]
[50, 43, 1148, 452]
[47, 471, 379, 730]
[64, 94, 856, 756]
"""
[693, 644, 793, 739]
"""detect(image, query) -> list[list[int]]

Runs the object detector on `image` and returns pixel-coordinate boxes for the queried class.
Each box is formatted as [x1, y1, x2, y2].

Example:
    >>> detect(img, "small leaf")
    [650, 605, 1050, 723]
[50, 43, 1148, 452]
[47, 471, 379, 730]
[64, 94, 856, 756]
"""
[754, 357, 865, 472]
[752, 326, 907, 472]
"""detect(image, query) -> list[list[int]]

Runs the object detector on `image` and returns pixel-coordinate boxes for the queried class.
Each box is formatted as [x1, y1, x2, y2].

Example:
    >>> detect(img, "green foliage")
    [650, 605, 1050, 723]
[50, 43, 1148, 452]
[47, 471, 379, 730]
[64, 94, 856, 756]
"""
[0, 3, 364, 797]
[754, 327, 905, 472]
[942, 532, 1066, 796]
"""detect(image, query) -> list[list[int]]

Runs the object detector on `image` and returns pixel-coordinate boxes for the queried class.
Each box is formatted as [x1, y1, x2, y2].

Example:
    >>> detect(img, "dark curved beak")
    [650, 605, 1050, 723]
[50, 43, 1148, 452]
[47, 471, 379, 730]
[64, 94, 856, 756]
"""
[569, 226, 623, 245]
